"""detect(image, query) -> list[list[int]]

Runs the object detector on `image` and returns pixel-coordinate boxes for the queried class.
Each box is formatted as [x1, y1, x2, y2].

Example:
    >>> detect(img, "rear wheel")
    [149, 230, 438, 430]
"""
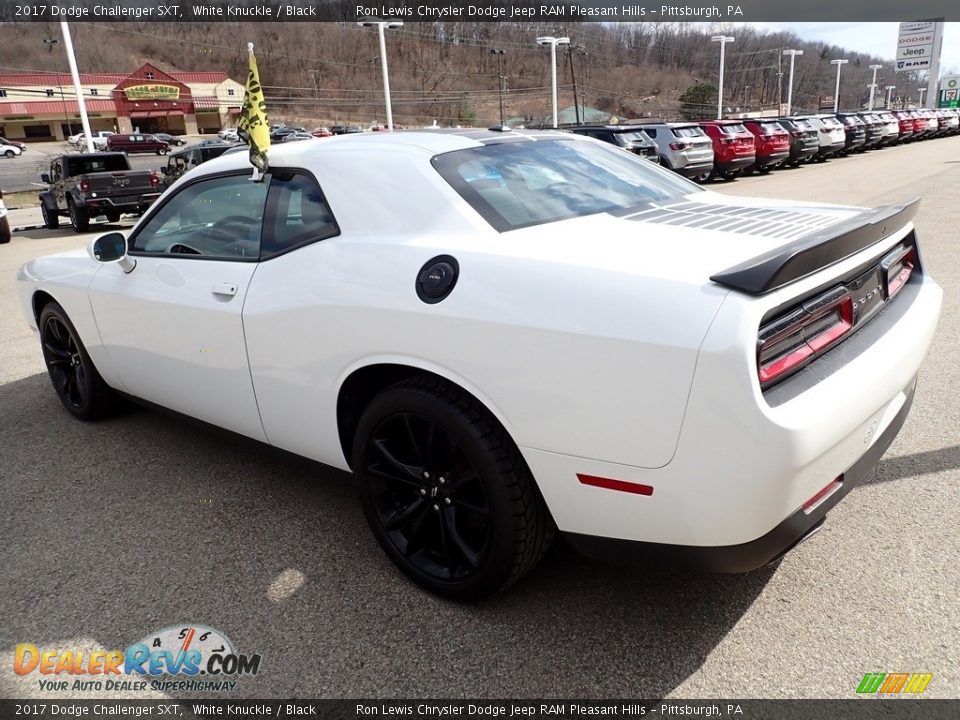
[105, 211, 121, 223]
[3, 150, 14, 158]
[39, 302, 121, 420]
[757, 166, 772, 175]
[68, 200, 89, 233]
[41, 203, 60, 230]
[718, 169, 740, 181]
[692, 169, 715, 184]
[0, 216, 10, 244]
[353, 376, 553, 600]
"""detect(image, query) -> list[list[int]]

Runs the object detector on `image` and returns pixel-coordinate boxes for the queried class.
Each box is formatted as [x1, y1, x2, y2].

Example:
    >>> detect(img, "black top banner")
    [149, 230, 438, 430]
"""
[0, 0, 957, 23]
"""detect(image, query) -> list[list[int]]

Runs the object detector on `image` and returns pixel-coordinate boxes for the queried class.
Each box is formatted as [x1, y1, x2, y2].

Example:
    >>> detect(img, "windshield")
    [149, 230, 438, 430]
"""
[432, 138, 698, 232]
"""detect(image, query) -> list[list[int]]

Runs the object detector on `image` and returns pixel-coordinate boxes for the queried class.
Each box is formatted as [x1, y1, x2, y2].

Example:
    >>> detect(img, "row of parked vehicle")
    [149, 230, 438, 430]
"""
[569, 108, 960, 183]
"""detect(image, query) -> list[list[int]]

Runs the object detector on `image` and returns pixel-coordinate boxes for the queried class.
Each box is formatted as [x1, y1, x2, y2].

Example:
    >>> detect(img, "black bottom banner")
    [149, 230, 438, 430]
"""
[2, 700, 958, 720]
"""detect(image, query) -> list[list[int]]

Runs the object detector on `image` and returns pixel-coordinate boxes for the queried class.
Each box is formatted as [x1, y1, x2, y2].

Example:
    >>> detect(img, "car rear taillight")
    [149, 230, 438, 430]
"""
[149, 172, 159, 187]
[80, 179, 90, 192]
[790, 131, 802, 137]
[757, 286, 854, 386]
[880, 244, 915, 299]
[721, 137, 735, 145]
[669, 142, 688, 151]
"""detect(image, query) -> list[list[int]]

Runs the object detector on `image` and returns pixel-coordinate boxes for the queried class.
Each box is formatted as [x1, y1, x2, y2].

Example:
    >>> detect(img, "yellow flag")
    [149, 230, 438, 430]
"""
[237, 43, 270, 175]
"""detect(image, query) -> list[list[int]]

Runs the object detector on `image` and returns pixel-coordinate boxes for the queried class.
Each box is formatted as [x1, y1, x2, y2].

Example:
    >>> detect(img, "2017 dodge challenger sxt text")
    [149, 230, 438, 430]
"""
[17, 130, 942, 600]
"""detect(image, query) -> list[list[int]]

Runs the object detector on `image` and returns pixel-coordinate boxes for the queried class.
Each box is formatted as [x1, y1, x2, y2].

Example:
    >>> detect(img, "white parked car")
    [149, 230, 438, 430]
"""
[16, 130, 943, 599]
[218, 128, 239, 141]
[0, 140, 23, 158]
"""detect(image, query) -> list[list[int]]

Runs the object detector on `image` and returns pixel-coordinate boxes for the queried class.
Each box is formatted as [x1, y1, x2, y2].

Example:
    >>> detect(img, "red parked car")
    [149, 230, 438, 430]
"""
[697, 120, 756, 182]
[104, 134, 169, 155]
[311, 127, 333, 138]
[892, 111, 917, 143]
[742, 119, 790, 173]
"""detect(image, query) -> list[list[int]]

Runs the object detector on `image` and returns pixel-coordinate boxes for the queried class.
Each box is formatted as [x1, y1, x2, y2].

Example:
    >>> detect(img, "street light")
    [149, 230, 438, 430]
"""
[490, 48, 506, 127]
[782, 49, 803, 115]
[42, 37, 75, 141]
[867, 64, 882, 111]
[357, 18, 403, 131]
[536, 35, 569, 128]
[885, 85, 896, 109]
[830, 59, 848, 113]
[711, 35, 735, 119]
[918, 87, 927, 107]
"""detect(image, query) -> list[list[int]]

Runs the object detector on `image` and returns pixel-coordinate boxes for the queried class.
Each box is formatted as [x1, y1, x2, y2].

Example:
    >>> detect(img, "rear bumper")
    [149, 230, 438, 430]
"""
[754, 150, 789, 167]
[715, 156, 755, 172]
[81, 193, 160, 212]
[564, 376, 916, 572]
[674, 160, 714, 178]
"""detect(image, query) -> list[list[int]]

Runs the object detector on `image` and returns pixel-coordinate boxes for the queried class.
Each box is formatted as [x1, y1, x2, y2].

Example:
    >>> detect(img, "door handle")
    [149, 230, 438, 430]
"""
[212, 282, 238, 297]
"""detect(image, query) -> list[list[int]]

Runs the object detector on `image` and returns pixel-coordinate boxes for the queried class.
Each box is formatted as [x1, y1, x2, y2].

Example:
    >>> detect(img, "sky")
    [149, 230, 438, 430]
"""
[748, 22, 960, 80]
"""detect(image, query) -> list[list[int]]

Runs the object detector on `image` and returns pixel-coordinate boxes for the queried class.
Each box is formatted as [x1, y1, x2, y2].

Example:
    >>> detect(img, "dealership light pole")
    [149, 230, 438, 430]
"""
[867, 64, 882, 111]
[59, 21, 94, 152]
[491, 48, 506, 127]
[831, 59, 848, 113]
[782, 49, 803, 115]
[711, 35, 735, 119]
[885, 85, 896, 109]
[42, 37, 74, 141]
[358, 19, 403, 131]
[918, 87, 927, 107]
[536, 35, 569, 128]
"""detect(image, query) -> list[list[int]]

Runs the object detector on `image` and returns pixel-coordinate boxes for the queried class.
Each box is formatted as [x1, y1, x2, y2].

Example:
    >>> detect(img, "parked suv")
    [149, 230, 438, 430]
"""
[566, 125, 659, 163]
[159, 141, 233, 190]
[639, 122, 714, 180]
[873, 111, 902, 145]
[850, 113, 883, 149]
[836, 114, 867, 154]
[105, 133, 169, 155]
[742, 119, 790, 173]
[801, 114, 846, 160]
[697, 120, 755, 181]
[776, 117, 819, 166]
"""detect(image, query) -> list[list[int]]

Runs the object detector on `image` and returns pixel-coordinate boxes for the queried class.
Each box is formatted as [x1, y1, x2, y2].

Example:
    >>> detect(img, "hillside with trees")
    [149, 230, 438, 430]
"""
[0, 20, 928, 127]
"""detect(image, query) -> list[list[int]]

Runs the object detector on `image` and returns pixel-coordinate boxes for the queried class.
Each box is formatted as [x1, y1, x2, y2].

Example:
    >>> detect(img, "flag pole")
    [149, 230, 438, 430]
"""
[239, 41, 270, 181]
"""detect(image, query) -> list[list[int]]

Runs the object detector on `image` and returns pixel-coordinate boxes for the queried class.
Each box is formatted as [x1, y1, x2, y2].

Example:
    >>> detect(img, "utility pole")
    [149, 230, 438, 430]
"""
[491, 49, 506, 126]
[566, 43, 580, 125]
[43, 38, 73, 141]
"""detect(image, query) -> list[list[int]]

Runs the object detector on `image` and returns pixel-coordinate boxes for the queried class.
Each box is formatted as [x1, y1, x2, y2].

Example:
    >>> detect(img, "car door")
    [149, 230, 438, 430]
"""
[87, 171, 271, 441]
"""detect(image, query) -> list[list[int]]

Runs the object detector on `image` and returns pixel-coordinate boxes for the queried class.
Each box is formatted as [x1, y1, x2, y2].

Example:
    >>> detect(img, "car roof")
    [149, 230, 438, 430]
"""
[566, 124, 650, 132]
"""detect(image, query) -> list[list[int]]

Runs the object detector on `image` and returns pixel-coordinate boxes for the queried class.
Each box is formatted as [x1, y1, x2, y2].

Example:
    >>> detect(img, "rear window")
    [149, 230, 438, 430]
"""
[65, 155, 129, 174]
[432, 138, 698, 232]
[611, 131, 651, 145]
[673, 126, 705, 138]
[790, 119, 812, 130]
[756, 122, 783, 134]
[821, 117, 843, 128]
[720, 123, 748, 134]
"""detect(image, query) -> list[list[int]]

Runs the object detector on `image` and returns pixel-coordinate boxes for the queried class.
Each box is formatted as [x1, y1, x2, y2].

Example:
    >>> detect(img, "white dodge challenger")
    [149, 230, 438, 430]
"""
[17, 130, 942, 599]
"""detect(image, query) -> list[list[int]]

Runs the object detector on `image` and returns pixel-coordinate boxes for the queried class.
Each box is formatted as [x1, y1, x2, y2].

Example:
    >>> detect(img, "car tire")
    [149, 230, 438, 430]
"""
[41, 203, 60, 230]
[67, 200, 90, 233]
[105, 211, 121, 223]
[757, 166, 772, 175]
[0, 215, 10, 244]
[3, 150, 14, 158]
[38, 302, 122, 421]
[352, 375, 554, 601]
[157, 147, 168, 155]
[718, 169, 740, 181]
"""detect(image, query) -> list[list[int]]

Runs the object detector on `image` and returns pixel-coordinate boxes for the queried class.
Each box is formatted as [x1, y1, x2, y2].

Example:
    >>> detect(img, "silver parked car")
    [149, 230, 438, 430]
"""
[638, 122, 714, 180]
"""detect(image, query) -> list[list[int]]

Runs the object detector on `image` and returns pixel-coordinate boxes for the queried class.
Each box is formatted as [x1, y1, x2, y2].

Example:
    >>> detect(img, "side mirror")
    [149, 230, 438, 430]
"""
[161, 166, 169, 175]
[87, 231, 136, 273]
[41, 173, 50, 184]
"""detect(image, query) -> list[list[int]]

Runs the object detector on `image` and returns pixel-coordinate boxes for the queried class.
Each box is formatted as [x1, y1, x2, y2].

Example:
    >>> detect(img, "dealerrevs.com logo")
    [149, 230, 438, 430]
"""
[14, 625, 261, 693]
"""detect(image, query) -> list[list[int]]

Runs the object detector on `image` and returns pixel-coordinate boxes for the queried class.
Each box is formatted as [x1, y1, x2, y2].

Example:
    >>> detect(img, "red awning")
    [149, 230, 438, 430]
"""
[0, 99, 117, 115]
[191, 97, 220, 111]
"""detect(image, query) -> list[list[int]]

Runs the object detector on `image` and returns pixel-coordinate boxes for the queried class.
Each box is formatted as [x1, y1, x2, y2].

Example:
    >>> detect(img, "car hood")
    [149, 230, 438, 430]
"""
[502, 191, 866, 289]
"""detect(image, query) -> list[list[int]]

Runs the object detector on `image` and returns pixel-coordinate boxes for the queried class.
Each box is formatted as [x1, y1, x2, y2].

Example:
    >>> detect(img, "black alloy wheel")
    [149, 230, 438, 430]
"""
[353, 377, 553, 600]
[39, 302, 119, 420]
[68, 200, 89, 232]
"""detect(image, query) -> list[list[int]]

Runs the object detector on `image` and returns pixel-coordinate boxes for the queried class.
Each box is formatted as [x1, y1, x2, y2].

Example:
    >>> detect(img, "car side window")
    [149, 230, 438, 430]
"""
[130, 173, 269, 260]
[646, 129, 657, 138]
[261, 170, 339, 259]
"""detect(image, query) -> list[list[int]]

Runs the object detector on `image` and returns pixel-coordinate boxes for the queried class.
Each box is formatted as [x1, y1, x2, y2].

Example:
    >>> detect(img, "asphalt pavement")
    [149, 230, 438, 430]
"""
[0, 136, 958, 701]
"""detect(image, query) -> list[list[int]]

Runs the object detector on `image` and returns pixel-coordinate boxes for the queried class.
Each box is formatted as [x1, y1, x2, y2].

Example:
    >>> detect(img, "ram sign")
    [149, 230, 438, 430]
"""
[895, 21, 936, 73]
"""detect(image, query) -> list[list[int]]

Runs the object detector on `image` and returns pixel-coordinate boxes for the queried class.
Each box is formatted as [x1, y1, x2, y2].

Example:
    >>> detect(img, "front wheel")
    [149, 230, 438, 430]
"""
[353, 377, 553, 600]
[41, 203, 60, 230]
[3, 150, 14, 158]
[39, 302, 121, 420]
